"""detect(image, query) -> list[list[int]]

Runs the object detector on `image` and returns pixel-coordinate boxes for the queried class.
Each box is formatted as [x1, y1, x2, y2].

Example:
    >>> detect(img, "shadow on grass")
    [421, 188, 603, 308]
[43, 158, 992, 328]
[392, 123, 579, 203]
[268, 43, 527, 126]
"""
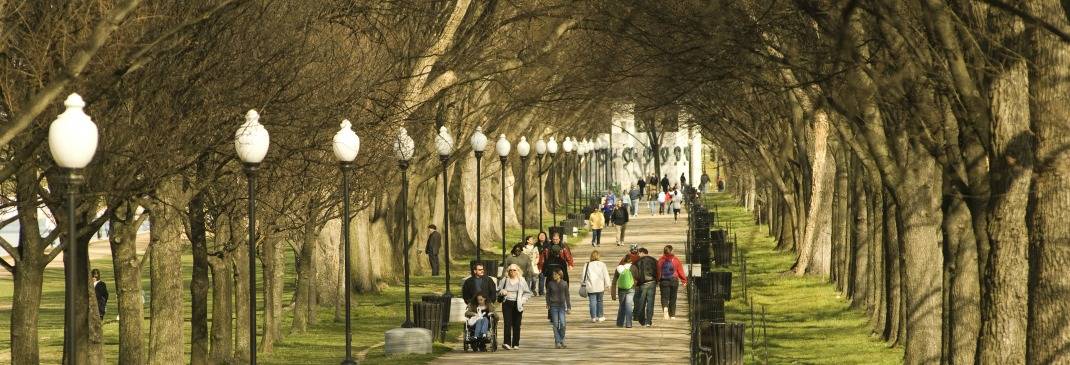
[707, 193, 902, 365]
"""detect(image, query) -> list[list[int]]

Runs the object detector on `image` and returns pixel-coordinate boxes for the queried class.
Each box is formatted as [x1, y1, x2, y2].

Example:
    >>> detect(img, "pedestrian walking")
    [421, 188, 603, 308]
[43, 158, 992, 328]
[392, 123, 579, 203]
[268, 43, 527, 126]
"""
[462, 263, 497, 304]
[647, 186, 658, 215]
[535, 231, 549, 295]
[611, 260, 638, 328]
[581, 250, 611, 322]
[497, 263, 533, 350]
[637, 178, 647, 200]
[700, 172, 710, 193]
[621, 190, 632, 219]
[545, 269, 571, 348]
[602, 195, 614, 227]
[656, 245, 687, 320]
[611, 201, 629, 246]
[421, 224, 441, 276]
[660, 174, 670, 192]
[680, 173, 687, 187]
[538, 232, 574, 283]
[465, 293, 497, 351]
[671, 188, 682, 222]
[503, 244, 533, 283]
[629, 185, 640, 217]
[632, 248, 659, 327]
[92, 269, 108, 320]
[618, 244, 640, 266]
[522, 236, 542, 296]
[657, 189, 667, 215]
[588, 207, 605, 247]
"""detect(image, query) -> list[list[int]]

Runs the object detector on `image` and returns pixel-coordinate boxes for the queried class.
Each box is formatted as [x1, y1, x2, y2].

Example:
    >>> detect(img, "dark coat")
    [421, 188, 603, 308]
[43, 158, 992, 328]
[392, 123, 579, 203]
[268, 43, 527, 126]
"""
[94, 280, 109, 318]
[425, 230, 441, 255]
[462, 275, 496, 304]
[660, 176, 670, 191]
[611, 206, 630, 225]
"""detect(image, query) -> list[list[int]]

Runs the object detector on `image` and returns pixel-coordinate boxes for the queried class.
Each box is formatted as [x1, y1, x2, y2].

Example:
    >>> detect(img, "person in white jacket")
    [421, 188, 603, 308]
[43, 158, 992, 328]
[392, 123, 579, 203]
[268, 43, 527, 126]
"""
[581, 250, 613, 322]
[521, 235, 541, 294]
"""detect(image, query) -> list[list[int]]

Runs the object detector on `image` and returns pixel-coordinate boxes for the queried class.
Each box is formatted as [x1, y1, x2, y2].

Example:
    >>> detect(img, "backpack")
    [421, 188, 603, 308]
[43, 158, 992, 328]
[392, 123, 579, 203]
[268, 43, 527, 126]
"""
[544, 244, 566, 273]
[661, 259, 676, 280]
[636, 257, 657, 284]
[617, 266, 635, 289]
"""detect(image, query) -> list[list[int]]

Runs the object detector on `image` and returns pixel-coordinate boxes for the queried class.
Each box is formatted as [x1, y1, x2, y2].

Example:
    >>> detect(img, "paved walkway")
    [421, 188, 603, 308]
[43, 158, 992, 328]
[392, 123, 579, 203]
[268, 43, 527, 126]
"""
[433, 207, 691, 364]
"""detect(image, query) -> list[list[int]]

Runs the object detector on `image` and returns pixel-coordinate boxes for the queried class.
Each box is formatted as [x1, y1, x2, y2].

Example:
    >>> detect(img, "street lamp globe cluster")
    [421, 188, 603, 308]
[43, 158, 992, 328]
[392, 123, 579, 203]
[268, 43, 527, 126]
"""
[517, 136, 531, 238]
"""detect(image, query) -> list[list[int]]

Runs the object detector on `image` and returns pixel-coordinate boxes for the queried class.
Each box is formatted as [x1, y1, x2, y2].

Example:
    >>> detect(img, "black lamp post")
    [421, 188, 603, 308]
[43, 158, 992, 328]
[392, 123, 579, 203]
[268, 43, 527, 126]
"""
[518, 137, 530, 238]
[495, 134, 511, 264]
[49, 94, 98, 365]
[471, 127, 487, 261]
[394, 127, 416, 328]
[435, 125, 455, 341]
[547, 137, 559, 227]
[333, 120, 360, 365]
[235, 109, 270, 364]
[562, 137, 574, 217]
[535, 138, 546, 233]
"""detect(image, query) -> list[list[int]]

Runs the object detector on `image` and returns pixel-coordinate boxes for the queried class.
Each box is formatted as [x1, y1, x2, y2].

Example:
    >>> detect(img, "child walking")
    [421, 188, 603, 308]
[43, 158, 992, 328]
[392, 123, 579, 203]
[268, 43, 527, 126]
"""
[546, 269, 572, 348]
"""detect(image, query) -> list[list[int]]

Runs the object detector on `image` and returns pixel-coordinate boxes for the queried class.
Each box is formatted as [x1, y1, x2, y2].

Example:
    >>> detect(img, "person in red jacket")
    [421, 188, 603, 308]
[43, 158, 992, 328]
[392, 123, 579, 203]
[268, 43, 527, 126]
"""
[656, 245, 687, 319]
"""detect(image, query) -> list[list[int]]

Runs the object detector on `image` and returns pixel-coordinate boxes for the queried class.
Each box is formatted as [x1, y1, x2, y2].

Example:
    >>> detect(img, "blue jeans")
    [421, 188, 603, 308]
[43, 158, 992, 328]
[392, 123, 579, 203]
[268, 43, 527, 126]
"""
[470, 317, 490, 338]
[634, 282, 656, 325]
[616, 288, 634, 327]
[587, 292, 604, 319]
[591, 229, 602, 245]
[648, 201, 657, 215]
[537, 272, 546, 295]
[550, 306, 567, 344]
[631, 200, 639, 216]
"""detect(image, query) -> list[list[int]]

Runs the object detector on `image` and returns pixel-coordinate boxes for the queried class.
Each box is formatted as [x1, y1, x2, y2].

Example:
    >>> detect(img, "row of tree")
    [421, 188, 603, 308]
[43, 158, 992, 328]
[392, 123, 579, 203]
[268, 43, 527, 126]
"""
[0, 1, 612, 364]
[579, 1, 1069, 364]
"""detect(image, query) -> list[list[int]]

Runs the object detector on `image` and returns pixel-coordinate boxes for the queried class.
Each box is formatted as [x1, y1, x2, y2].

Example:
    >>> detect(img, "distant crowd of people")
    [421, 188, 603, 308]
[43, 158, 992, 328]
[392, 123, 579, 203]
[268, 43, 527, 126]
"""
[458, 230, 686, 351]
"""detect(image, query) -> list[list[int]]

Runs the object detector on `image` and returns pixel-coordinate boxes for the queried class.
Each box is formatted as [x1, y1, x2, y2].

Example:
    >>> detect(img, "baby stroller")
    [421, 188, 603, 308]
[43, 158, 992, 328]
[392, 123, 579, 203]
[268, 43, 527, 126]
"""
[462, 314, 498, 352]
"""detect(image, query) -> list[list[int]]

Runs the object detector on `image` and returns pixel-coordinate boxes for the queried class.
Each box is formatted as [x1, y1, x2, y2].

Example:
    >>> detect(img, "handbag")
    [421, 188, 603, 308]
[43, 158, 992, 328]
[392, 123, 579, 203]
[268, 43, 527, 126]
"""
[579, 263, 590, 298]
[496, 279, 506, 303]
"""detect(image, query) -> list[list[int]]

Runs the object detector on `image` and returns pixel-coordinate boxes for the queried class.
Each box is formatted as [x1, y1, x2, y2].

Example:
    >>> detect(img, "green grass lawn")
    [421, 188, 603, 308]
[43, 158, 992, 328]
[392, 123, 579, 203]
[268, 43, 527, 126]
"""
[706, 192, 903, 365]
[0, 210, 583, 364]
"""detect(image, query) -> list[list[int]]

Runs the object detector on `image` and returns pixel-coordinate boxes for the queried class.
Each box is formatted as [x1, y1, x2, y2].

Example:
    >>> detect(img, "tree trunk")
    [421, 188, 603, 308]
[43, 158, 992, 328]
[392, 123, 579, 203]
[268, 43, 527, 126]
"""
[148, 177, 189, 365]
[848, 159, 870, 309]
[88, 269, 104, 365]
[109, 199, 145, 365]
[189, 188, 209, 365]
[1025, 2, 1070, 362]
[882, 191, 901, 344]
[231, 215, 251, 363]
[896, 149, 944, 364]
[260, 236, 282, 352]
[796, 114, 834, 275]
[291, 215, 318, 333]
[830, 136, 850, 293]
[943, 181, 980, 365]
[978, 35, 1031, 364]
[208, 251, 234, 364]
[10, 168, 46, 365]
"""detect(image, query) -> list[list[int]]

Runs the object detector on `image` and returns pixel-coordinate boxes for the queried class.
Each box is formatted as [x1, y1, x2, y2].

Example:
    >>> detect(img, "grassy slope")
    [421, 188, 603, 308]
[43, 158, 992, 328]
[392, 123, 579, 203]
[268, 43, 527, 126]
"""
[0, 212, 582, 364]
[706, 192, 903, 365]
